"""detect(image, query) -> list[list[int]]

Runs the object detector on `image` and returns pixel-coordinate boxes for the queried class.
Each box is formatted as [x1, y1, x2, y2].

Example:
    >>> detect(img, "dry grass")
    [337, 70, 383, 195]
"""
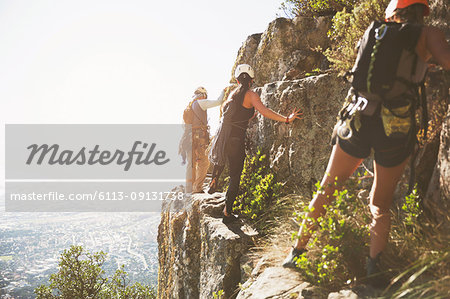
[249, 194, 307, 267]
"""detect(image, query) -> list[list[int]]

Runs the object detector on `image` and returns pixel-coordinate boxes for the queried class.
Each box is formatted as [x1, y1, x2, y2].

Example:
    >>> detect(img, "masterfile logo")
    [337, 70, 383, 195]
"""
[26, 141, 170, 171]
[5, 124, 191, 212]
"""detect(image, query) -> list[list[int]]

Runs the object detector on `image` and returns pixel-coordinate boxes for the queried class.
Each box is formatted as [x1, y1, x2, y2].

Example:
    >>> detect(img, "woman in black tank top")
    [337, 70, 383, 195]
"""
[208, 64, 302, 223]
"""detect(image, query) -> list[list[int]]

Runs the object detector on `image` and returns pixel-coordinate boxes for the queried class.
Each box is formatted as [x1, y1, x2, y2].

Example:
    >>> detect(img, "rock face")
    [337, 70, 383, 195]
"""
[157, 193, 258, 299]
[425, 105, 450, 223]
[232, 17, 331, 86]
[438, 107, 450, 201]
[248, 74, 348, 194]
[430, 0, 450, 38]
[236, 267, 312, 299]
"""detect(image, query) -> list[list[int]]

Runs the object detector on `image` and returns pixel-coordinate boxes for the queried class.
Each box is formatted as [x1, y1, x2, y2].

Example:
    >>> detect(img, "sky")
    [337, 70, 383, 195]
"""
[0, 0, 283, 190]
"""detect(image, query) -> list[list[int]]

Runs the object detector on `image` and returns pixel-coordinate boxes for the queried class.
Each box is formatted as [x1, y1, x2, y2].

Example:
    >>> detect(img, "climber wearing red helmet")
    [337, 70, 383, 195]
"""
[283, 0, 450, 288]
[385, 0, 430, 21]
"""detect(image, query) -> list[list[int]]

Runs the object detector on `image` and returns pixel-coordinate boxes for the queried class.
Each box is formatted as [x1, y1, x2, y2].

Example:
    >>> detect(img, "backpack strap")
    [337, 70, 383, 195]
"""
[190, 100, 207, 127]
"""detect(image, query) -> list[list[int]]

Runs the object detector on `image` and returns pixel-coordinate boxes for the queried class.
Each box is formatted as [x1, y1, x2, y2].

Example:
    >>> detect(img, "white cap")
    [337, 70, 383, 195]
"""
[234, 64, 255, 79]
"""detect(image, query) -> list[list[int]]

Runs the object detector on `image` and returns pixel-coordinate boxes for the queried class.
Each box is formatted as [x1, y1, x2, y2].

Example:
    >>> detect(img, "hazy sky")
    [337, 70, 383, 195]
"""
[0, 0, 282, 188]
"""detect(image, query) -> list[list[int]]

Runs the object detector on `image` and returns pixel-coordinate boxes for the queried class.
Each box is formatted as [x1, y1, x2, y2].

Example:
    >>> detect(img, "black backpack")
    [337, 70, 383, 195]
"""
[345, 21, 428, 195]
[345, 21, 424, 101]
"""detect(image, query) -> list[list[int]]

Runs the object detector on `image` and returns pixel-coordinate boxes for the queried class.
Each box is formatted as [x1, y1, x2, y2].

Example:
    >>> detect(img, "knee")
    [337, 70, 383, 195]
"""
[369, 204, 390, 223]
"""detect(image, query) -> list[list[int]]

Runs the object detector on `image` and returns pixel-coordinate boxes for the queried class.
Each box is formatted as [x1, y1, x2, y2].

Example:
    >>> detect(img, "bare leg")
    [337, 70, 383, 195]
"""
[294, 144, 364, 249]
[369, 158, 409, 258]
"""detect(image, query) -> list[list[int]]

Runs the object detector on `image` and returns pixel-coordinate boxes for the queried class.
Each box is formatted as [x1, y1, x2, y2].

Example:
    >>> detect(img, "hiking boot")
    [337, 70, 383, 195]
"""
[365, 253, 390, 289]
[282, 247, 307, 268]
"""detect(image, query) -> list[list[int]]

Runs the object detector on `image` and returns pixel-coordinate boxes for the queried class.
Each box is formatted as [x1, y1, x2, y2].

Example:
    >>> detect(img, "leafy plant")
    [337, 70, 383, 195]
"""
[213, 289, 224, 299]
[35, 245, 156, 299]
[402, 187, 422, 227]
[292, 176, 370, 288]
[324, 0, 390, 73]
[280, 0, 357, 17]
[233, 149, 282, 228]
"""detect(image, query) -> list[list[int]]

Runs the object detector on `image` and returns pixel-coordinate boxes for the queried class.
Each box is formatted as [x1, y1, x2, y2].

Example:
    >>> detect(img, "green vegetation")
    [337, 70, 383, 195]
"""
[305, 68, 323, 77]
[287, 175, 449, 297]
[402, 187, 422, 227]
[233, 149, 283, 231]
[280, 0, 357, 17]
[35, 245, 156, 299]
[324, 0, 390, 73]
[292, 177, 369, 289]
[212, 289, 224, 299]
[280, 0, 390, 73]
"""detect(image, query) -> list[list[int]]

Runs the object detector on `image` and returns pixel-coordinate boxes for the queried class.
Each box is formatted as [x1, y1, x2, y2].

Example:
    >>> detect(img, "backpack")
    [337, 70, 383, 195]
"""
[344, 21, 428, 195]
[183, 100, 197, 124]
[345, 21, 423, 101]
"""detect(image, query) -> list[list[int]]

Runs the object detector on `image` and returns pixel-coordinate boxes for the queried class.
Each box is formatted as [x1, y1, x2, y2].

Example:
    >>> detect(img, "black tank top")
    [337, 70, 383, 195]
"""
[229, 102, 254, 139]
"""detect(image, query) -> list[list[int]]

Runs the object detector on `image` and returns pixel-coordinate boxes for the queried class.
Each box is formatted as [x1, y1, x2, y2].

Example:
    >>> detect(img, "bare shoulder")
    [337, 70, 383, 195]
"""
[246, 90, 260, 100]
[242, 89, 261, 108]
[416, 25, 450, 68]
[422, 25, 446, 40]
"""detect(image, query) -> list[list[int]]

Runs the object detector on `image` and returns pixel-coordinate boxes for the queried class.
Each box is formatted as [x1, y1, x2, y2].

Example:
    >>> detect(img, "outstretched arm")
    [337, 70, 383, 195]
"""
[197, 89, 226, 110]
[249, 91, 302, 123]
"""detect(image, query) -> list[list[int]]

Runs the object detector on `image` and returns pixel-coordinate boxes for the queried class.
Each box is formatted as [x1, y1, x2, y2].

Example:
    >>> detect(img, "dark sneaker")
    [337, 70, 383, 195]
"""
[282, 247, 307, 268]
[365, 253, 390, 289]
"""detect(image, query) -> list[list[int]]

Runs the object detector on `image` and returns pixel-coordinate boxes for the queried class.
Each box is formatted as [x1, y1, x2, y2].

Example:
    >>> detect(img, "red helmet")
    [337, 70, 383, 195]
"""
[385, 0, 430, 20]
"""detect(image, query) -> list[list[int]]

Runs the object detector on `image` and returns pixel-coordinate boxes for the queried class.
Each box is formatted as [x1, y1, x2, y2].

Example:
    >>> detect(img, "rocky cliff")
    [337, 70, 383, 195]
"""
[231, 17, 331, 86]
[158, 10, 449, 298]
[157, 193, 258, 298]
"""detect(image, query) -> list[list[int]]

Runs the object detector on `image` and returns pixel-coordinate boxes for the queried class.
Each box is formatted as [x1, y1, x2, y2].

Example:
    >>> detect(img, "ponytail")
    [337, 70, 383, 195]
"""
[232, 73, 252, 104]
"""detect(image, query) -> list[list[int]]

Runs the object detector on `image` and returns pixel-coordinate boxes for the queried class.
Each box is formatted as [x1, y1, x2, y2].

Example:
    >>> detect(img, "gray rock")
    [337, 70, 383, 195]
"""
[236, 267, 311, 299]
[231, 17, 331, 86]
[328, 290, 359, 299]
[425, 104, 450, 224]
[158, 193, 258, 299]
[247, 74, 348, 195]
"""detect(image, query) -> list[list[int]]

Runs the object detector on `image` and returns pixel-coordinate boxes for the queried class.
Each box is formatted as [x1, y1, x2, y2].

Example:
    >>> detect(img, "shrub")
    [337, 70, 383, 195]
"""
[292, 177, 370, 288]
[232, 149, 283, 229]
[324, 0, 390, 73]
[290, 174, 449, 295]
[280, 0, 357, 17]
[35, 245, 156, 299]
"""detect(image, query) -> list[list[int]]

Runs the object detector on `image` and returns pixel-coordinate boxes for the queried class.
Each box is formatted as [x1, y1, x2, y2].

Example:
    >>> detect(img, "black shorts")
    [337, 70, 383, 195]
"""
[337, 113, 414, 167]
